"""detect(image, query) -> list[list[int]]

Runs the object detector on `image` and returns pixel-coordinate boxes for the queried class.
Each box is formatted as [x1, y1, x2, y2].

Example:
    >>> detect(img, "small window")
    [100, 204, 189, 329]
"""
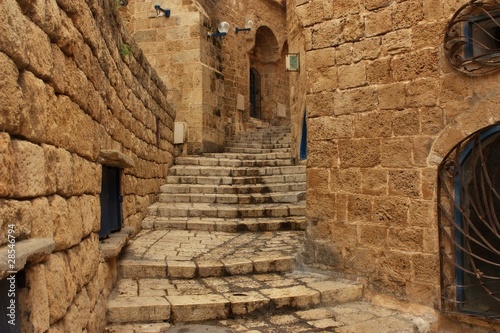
[464, 8, 500, 60]
[100, 166, 122, 239]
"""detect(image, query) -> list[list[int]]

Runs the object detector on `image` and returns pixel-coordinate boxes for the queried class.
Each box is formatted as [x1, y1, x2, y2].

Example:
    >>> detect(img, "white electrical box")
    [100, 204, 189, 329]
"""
[174, 122, 187, 144]
[237, 94, 245, 111]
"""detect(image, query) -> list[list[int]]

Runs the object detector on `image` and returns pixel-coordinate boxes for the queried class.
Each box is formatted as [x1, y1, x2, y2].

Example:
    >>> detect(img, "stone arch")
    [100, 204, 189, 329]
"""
[248, 26, 290, 125]
[429, 106, 500, 166]
[252, 26, 280, 63]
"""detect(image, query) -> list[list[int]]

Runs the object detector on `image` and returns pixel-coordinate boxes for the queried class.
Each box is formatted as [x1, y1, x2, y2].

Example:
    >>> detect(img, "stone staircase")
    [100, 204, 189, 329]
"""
[105, 126, 435, 333]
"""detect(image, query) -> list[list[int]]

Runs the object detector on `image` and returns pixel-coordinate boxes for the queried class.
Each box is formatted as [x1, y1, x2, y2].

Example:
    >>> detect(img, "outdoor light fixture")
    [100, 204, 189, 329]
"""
[235, 20, 254, 33]
[154, 4, 171, 17]
[209, 22, 230, 38]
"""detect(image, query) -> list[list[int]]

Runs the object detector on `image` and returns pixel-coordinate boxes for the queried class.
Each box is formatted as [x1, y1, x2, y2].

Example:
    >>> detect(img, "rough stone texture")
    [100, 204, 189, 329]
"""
[293, 0, 500, 326]
[0, 0, 174, 331]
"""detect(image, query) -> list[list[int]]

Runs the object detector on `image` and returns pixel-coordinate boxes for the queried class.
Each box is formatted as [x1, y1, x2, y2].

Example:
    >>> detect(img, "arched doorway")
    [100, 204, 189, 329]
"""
[438, 123, 500, 318]
[250, 68, 262, 119]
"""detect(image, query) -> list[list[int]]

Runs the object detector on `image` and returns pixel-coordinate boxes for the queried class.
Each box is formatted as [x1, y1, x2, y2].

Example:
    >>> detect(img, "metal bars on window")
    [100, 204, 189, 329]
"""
[444, 0, 500, 75]
[438, 124, 500, 319]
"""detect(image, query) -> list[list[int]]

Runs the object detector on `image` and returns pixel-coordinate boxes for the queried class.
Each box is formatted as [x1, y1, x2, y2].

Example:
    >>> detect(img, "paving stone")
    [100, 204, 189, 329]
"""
[107, 296, 171, 323]
[167, 294, 230, 322]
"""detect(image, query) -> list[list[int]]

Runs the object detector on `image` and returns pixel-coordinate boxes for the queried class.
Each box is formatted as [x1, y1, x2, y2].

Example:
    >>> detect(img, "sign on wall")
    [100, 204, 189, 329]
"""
[286, 53, 300, 71]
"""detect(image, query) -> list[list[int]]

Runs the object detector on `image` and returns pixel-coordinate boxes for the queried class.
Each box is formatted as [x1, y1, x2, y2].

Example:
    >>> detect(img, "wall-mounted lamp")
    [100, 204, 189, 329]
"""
[154, 4, 171, 18]
[235, 20, 254, 33]
[209, 22, 230, 38]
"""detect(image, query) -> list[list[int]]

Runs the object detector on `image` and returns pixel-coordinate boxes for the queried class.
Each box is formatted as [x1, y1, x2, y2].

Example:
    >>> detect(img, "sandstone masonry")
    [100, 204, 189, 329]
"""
[0, 0, 174, 331]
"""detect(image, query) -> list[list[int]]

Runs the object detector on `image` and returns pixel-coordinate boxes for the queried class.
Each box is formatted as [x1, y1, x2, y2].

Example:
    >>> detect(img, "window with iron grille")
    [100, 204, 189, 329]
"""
[438, 124, 500, 319]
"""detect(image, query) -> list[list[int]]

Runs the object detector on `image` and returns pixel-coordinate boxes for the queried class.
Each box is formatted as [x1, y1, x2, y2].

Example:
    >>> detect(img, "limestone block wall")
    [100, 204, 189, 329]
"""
[286, 0, 308, 161]
[0, 0, 174, 331]
[296, 0, 500, 313]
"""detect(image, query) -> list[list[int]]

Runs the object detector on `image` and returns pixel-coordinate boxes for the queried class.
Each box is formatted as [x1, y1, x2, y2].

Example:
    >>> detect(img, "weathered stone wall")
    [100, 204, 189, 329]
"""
[286, 0, 309, 162]
[125, 0, 289, 153]
[296, 0, 500, 314]
[0, 0, 174, 331]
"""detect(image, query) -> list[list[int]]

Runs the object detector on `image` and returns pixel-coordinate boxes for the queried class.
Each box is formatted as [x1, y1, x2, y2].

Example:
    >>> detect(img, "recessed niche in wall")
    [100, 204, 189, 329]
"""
[444, 1, 500, 75]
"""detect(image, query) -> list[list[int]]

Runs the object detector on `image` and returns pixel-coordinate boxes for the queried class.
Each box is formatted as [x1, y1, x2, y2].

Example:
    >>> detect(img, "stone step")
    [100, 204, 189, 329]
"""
[224, 142, 291, 149]
[160, 182, 305, 195]
[224, 147, 291, 154]
[142, 216, 307, 232]
[165, 174, 306, 186]
[106, 271, 364, 324]
[168, 165, 305, 177]
[117, 229, 303, 279]
[159, 191, 306, 204]
[147, 201, 306, 219]
[106, 301, 435, 333]
[203, 152, 292, 160]
[174, 156, 295, 167]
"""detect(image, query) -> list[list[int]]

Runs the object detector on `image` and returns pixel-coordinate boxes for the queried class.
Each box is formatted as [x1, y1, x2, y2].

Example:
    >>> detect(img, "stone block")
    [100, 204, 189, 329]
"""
[72, 155, 100, 196]
[222, 258, 254, 276]
[364, 0, 392, 10]
[308, 281, 363, 304]
[224, 291, 270, 315]
[361, 169, 388, 195]
[387, 228, 423, 252]
[411, 253, 439, 283]
[352, 37, 381, 61]
[0, 53, 24, 134]
[167, 260, 197, 278]
[307, 191, 336, 220]
[307, 48, 336, 69]
[382, 29, 412, 55]
[381, 138, 414, 168]
[261, 285, 320, 309]
[45, 252, 77, 324]
[0, 0, 53, 78]
[366, 57, 391, 84]
[107, 296, 171, 323]
[391, 49, 439, 81]
[378, 83, 406, 110]
[296, 0, 334, 27]
[330, 169, 361, 193]
[0, 238, 54, 279]
[358, 225, 387, 248]
[347, 195, 372, 223]
[335, 43, 353, 65]
[338, 62, 366, 89]
[308, 67, 338, 93]
[119, 259, 166, 279]
[49, 195, 81, 250]
[309, 116, 353, 141]
[66, 234, 100, 292]
[420, 107, 444, 135]
[307, 140, 338, 168]
[379, 251, 412, 280]
[334, 86, 378, 114]
[354, 110, 392, 138]
[372, 196, 409, 225]
[42, 144, 72, 197]
[168, 294, 229, 322]
[30, 197, 53, 239]
[338, 139, 380, 168]
[197, 260, 224, 278]
[389, 170, 421, 198]
[406, 78, 439, 108]
[311, 20, 345, 48]
[413, 136, 433, 167]
[306, 92, 335, 117]
[24, 264, 50, 332]
[11, 140, 47, 198]
[364, 8, 392, 37]
[393, 111, 426, 141]
[307, 168, 330, 193]
[0, 133, 14, 197]
[392, 0, 423, 30]
[333, 0, 362, 18]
